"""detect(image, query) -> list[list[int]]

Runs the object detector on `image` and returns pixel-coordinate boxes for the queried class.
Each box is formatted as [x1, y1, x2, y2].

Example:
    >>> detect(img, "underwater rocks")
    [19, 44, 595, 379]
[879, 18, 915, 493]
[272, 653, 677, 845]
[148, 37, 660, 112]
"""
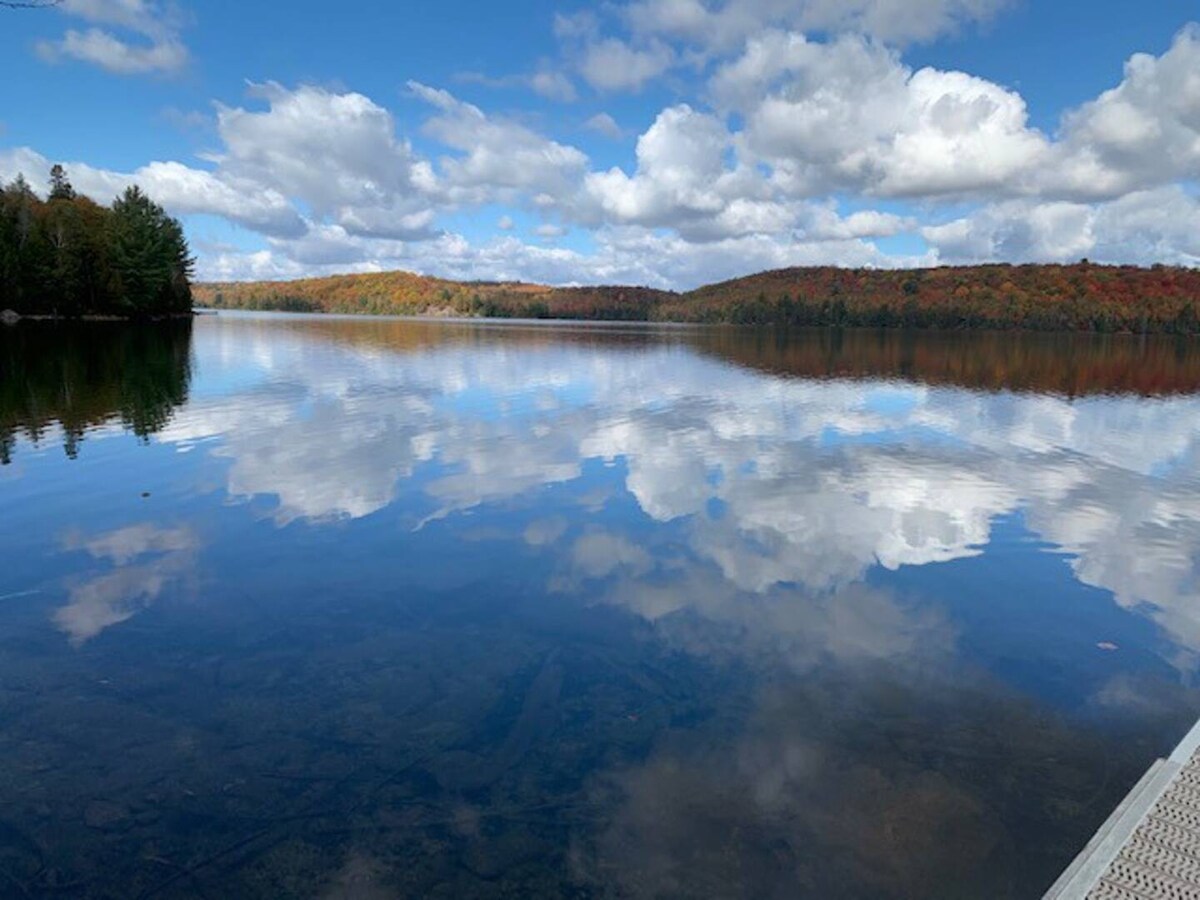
[84, 800, 130, 830]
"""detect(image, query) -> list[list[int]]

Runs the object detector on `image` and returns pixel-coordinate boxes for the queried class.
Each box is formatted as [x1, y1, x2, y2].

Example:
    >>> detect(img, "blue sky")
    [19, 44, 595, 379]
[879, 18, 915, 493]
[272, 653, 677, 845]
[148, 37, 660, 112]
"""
[1, 0, 1198, 288]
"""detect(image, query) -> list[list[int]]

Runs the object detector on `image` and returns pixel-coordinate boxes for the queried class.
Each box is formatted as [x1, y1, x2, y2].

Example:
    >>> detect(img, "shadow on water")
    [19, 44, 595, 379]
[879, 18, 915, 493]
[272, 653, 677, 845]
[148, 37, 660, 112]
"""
[0, 320, 193, 464]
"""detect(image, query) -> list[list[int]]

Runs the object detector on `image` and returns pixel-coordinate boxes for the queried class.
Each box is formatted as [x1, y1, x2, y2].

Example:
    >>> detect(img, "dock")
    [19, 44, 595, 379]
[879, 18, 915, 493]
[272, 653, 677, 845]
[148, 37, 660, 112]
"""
[1044, 720, 1200, 899]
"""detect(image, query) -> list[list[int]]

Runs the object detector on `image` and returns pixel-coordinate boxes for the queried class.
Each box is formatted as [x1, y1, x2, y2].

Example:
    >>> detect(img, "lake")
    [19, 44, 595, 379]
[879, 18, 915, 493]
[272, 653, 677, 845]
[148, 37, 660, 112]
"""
[3, 313, 1200, 898]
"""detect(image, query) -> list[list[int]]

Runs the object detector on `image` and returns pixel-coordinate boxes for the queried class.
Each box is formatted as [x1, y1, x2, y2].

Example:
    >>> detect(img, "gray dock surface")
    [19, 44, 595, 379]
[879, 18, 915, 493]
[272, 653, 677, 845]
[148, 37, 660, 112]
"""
[1045, 720, 1200, 899]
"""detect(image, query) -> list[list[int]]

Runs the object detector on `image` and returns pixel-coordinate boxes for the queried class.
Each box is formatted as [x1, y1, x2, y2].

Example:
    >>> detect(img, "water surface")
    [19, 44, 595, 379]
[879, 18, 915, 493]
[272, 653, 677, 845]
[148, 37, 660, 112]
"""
[3, 314, 1200, 898]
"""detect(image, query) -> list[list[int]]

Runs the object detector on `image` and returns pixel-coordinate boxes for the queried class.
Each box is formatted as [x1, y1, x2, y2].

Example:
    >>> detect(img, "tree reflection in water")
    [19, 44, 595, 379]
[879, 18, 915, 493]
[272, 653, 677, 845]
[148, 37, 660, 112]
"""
[0, 320, 193, 463]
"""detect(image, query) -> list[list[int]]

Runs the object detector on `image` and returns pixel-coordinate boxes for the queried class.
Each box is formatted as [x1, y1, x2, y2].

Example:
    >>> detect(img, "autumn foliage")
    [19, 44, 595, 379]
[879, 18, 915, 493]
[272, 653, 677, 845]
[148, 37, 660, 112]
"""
[194, 271, 673, 321]
[672, 264, 1200, 333]
[195, 262, 1200, 334]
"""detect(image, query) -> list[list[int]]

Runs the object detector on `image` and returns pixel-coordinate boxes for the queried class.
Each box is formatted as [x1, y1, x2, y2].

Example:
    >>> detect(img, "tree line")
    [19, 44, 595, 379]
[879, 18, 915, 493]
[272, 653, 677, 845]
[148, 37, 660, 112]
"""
[667, 264, 1200, 333]
[195, 262, 1200, 334]
[0, 166, 193, 318]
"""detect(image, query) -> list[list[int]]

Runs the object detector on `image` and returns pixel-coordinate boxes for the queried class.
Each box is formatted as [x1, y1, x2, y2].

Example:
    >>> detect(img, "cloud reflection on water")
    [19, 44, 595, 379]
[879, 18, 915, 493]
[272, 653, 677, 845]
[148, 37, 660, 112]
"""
[155, 319, 1200, 664]
[10, 318, 1200, 896]
[56, 523, 199, 645]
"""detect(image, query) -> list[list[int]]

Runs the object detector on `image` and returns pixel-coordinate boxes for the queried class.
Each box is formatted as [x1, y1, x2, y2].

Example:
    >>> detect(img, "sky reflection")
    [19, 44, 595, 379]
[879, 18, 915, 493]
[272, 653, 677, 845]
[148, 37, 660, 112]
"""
[2, 315, 1200, 897]
[145, 318, 1200, 670]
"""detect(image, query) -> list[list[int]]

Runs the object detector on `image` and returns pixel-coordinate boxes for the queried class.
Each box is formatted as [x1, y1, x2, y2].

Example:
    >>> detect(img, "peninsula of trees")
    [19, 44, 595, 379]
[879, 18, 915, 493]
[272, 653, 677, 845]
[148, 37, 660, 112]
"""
[195, 262, 1200, 334]
[0, 167, 193, 319]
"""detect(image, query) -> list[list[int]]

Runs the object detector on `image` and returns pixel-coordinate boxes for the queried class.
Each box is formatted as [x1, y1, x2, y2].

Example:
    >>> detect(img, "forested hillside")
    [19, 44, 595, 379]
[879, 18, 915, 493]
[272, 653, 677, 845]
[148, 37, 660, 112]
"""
[669, 264, 1200, 333]
[196, 272, 673, 321]
[0, 167, 193, 319]
[196, 262, 1200, 334]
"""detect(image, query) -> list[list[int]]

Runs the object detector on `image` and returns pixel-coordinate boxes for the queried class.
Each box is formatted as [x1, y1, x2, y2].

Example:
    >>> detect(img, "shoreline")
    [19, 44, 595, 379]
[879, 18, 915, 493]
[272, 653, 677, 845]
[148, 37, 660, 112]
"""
[195, 306, 1197, 337]
[1, 310, 200, 325]
[5, 305, 1199, 337]
[192, 262, 1200, 336]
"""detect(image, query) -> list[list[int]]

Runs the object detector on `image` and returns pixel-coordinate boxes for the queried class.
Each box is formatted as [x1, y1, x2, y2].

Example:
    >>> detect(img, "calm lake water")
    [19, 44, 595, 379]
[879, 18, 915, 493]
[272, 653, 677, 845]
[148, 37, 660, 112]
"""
[3, 313, 1200, 898]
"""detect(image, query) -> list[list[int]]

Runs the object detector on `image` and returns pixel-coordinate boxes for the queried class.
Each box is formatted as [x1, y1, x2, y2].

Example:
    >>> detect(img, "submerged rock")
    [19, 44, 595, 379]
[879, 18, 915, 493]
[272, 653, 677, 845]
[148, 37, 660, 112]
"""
[444, 650, 564, 792]
[84, 800, 130, 830]
[320, 853, 393, 900]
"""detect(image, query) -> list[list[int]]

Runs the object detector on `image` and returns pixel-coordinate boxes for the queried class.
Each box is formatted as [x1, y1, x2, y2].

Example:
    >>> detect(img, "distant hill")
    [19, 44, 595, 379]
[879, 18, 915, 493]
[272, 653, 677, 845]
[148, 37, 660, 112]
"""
[194, 271, 673, 321]
[194, 263, 1200, 334]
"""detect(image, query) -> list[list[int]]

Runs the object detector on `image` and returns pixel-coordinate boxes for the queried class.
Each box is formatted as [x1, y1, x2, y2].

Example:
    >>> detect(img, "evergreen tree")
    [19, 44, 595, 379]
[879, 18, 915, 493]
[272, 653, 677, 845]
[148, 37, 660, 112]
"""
[107, 185, 194, 316]
[0, 176, 52, 311]
[0, 170, 193, 318]
[108, 186, 173, 314]
[161, 213, 195, 313]
[0, 181, 21, 303]
[48, 164, 76, 201]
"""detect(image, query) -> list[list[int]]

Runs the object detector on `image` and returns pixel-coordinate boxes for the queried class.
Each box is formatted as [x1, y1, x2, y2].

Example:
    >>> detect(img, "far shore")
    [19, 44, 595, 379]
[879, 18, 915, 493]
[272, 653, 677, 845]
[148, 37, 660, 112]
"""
[192, 263, 1200, 336]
